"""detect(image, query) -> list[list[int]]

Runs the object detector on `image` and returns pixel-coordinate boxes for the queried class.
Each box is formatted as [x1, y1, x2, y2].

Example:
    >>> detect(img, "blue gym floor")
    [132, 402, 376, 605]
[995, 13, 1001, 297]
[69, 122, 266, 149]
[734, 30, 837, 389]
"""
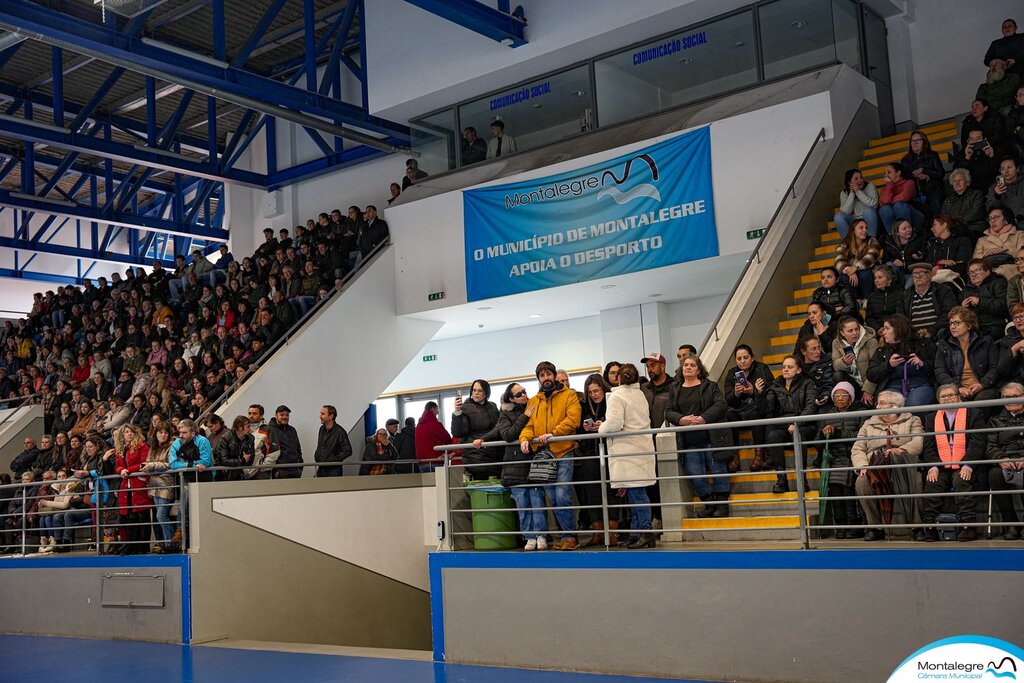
[0, 635, 714, 682]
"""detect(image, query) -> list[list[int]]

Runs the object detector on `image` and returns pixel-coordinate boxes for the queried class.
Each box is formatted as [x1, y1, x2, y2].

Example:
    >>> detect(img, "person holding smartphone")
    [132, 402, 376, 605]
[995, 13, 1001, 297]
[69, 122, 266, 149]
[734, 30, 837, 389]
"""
[830, 316, 879, 406]
[724, 344, 775, 471]
[451, 380, 500, 481]
[988, 157, 1023, 221]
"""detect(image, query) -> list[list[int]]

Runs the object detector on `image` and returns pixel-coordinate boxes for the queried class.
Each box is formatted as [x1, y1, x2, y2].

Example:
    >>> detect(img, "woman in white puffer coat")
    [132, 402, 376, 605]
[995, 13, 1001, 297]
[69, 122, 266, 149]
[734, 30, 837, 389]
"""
[599, 363, 656, 549]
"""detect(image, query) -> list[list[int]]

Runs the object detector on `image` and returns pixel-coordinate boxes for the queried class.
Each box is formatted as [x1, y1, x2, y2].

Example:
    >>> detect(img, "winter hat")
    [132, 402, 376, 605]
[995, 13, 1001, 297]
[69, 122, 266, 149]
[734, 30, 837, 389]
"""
[831, 381, 856, 401]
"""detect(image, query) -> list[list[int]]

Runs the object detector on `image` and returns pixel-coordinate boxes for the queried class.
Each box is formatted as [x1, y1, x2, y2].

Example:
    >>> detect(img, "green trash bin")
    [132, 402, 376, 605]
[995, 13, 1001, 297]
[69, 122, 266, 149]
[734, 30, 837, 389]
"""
[466, 478, 517, 551]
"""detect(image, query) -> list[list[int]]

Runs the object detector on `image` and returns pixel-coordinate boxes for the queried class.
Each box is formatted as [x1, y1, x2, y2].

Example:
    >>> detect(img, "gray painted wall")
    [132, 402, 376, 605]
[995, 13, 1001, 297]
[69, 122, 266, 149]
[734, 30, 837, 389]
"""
[189, 475, 433, 650]
[442, 567, 1024, 682]
[0, 565, 182, 643]
[0, 406, 45, 473]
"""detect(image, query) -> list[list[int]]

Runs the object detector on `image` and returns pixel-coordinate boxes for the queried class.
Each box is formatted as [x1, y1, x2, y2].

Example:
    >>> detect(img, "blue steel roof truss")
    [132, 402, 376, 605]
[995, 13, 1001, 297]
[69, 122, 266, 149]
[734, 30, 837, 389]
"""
[0, 0, 419, 283]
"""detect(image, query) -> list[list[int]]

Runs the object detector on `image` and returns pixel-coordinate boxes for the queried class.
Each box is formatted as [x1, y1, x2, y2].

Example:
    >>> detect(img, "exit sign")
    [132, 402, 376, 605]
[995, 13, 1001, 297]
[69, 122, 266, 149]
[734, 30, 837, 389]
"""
[422, 354, 438, 362]
[428, 291, 446, 302]
[746, 228, 766, 240]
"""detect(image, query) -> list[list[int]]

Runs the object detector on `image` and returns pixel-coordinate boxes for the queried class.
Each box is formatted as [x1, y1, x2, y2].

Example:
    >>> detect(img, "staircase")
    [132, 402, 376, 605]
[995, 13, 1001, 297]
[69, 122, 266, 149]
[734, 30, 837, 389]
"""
[682, 119, 960, 541]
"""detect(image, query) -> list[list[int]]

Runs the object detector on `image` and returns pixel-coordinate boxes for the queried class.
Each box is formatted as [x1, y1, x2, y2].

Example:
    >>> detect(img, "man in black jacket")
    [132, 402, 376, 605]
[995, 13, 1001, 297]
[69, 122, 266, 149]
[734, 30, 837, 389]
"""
[902, 263, 957, 338]
[268, 405, 304, 479]
[10, 438, 39, 478]
[315, 405, 351, 477]
[396, 417, 417, 473]
[358, 205, 389, 257]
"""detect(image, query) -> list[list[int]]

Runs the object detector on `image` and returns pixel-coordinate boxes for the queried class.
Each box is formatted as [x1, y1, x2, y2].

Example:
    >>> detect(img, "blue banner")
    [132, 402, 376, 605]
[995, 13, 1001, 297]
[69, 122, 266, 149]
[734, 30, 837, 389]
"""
[463, 127, 717, 301]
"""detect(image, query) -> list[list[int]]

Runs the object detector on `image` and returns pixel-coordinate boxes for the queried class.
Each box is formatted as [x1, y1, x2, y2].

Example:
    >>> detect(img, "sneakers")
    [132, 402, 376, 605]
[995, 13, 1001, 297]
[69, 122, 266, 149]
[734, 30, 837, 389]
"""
[524, 539, 538, 552]
[536, 536, 548, 551]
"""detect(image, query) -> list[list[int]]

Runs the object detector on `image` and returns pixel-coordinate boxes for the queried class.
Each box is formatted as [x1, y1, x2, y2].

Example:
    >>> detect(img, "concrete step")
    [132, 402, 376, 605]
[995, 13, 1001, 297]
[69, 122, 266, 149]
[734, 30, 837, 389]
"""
[814, 244, 837, 257]
[867, 120, 958, 148]
[680, 514, 819, 541]
[808, 257, 833, 270]
[859, 140, 955, 174]
[862, 128, 958, 157]
[778, 318, 804, 331]
[770, 333, 798, 347]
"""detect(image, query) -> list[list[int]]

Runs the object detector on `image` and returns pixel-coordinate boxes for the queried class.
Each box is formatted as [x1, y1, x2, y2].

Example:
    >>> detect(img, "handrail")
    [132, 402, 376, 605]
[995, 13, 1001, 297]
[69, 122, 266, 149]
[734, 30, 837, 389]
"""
[699, 127, 828, 351]
[430, 394, 1024, 451]
[199, 239, 391, 421]
[0, 392, 41, 431]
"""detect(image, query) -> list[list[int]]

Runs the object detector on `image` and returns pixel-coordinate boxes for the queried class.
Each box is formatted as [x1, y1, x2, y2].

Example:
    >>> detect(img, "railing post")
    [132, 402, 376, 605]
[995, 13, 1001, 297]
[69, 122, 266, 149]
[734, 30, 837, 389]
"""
[598, 441, 611, 548]
[19, 487, 26, 556]
[94, 479, 102, 556]
[179, 471, 188, 554]
[445, 451, 454, 552]
[792, 427, 810, 550]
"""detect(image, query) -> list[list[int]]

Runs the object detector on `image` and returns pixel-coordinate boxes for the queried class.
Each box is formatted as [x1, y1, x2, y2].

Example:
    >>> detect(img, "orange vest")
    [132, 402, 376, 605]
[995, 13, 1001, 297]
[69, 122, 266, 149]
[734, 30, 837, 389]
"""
[934, 409, 966, 469]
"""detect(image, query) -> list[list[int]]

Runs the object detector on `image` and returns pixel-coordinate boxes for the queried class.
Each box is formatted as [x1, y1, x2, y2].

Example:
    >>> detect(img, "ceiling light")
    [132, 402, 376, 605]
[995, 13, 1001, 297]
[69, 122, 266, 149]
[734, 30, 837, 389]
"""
[572, 90, 585, 97]
[532, 104, 542, 109]
[600, 284, 616, 290]
[528, 314, 542, 319]
[791, 20, 807, 29]
[648, 293, 663, 298]
[477, 306, 492, 311]
[734, 41, 746, 47]
[678, 57, 693, 65]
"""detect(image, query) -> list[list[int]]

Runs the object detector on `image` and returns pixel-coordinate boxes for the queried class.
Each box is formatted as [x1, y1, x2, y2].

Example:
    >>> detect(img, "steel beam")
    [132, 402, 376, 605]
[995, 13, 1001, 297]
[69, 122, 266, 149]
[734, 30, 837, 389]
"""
[0, 190, 227, 241]
[0, 0, 410, 148]
[0, 113, 266, 186]
[402, 0, 526, 46]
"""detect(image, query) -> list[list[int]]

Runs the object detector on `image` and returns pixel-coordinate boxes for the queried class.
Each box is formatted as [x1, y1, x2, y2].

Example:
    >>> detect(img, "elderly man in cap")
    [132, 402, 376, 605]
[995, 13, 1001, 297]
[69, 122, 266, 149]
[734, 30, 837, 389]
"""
[902, 262, 957, 338]
[268, 404, 303, 479]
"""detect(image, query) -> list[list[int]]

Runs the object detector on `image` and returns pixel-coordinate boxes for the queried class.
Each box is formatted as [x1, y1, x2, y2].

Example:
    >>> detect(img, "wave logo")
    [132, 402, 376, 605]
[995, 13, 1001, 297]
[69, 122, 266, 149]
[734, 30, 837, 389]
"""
[887, 636, 1024, 682]
[988, 657, 1018, 679]
[596, 153, 661, 205]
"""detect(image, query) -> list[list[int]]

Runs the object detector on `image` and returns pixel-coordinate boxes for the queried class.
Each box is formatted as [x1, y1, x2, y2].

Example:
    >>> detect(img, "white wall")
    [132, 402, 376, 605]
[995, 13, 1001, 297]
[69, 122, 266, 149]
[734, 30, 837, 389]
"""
[215, 247, 442, 454]
[364, 0, 750, 122]
[887, 0, 1019, 125]
[213, 485, 436, 591]
[388, 88, 837, 318]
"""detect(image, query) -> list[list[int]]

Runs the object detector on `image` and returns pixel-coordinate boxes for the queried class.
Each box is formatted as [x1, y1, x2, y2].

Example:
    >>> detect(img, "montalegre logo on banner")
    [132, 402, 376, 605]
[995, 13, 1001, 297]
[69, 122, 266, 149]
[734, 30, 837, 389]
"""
[463, 127, 717, 301]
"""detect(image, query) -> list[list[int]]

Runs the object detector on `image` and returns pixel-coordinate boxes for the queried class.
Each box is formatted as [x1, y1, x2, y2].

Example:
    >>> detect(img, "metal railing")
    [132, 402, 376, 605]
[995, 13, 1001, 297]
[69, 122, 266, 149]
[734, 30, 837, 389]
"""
[199, 239, 391, 422]
[0, 454, 437, 558]
[433, 396, 1024, 550]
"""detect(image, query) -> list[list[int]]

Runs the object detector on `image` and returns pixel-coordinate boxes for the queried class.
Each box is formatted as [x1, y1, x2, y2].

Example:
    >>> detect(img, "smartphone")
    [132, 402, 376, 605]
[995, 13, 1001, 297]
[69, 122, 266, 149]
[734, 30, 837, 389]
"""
[583, 418, 594, 427]
[822, 312, 832, 325]
[971, 140, 987, 152]
[734, 370, 748, 386]
[843, 345, 855, 356]
[997, 175, 1006, 188]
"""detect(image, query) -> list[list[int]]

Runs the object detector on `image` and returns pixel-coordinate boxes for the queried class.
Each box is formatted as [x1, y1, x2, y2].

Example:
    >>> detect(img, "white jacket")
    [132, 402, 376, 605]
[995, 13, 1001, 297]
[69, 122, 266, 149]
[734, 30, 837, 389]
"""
[599, 384, 655, 488]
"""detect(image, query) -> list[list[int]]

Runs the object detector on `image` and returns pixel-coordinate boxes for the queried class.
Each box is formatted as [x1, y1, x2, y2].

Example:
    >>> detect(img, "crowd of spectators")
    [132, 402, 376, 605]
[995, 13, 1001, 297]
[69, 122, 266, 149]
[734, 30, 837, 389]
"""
[0, 199, 392, 554]
[3, 22, 1024, 554]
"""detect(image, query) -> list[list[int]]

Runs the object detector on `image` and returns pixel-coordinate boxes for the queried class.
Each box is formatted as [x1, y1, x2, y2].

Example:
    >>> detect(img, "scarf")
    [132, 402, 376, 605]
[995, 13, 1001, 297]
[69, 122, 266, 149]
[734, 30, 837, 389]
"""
[934, 409, 966, 469]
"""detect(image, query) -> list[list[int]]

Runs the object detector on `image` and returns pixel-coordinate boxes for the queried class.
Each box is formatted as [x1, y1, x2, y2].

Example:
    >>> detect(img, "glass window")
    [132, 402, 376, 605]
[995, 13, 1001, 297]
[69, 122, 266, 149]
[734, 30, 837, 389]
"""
[594, 11, 757, 127]
[759, 0, 838, 81]
[373, 397, 398, 431]
[831, 0, 861, 73]
[402, 396, 438, 426]
[457, 65, 593, 162]
[409, 108, 457, 176]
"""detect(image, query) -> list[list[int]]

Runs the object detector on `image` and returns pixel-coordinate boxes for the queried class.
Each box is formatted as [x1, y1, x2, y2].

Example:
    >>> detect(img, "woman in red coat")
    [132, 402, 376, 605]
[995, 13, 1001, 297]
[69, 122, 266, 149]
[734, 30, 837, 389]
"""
[878, 163, 924, 235]
[115, 424, 151, 555]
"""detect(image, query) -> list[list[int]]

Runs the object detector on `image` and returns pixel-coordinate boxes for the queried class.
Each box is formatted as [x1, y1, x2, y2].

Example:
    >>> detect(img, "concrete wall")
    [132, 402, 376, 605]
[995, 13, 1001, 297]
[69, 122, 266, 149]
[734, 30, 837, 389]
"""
[188, 474, 434, 650]
[0, 556, 185, 643]
[213, 246, 442, 458]
[887, 0, 1021, 126]
[0, 406, 45, 473]
[433, 549, 1024, 682]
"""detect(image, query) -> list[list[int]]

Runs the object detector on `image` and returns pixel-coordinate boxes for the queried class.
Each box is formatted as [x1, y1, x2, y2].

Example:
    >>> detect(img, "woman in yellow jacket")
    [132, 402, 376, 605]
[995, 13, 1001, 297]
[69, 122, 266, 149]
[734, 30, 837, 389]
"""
[519, 361, 582, 550]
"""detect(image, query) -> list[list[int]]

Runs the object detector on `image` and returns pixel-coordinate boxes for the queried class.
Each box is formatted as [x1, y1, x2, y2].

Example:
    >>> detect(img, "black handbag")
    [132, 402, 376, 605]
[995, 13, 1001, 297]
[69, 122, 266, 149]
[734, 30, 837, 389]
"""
[527, 448, 558, 484]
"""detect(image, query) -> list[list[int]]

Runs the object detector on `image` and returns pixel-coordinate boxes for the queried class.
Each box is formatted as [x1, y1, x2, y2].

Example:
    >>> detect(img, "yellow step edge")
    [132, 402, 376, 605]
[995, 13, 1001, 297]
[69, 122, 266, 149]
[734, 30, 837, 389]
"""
[860, 137, 954, 165]
[814, 245, 836, 256]
[867, 120, 958, 147]
[794, 286, 816, 299]
[778, 318, 804, 331]
[692, 492, 820, 503]
[759, 350, 787, 363]
[771, 333, 798, 347]
[821, 233, 840, 244]
[808, 257, 833, 270]
[682, 515, 802, 530]
[727, 471, 822, 485]
[787, 304, 807, 316]
[863, 134, 958, 157]
[801, 273, 823, 285]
